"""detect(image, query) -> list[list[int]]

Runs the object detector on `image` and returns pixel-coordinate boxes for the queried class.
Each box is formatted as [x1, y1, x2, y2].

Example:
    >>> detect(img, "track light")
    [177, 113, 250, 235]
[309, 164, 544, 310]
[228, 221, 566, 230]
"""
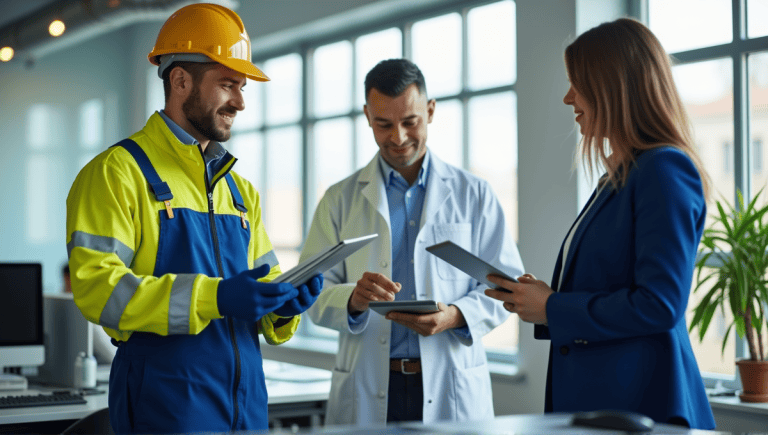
[0, 47, 13, 62]
[48, 20, 65, 37]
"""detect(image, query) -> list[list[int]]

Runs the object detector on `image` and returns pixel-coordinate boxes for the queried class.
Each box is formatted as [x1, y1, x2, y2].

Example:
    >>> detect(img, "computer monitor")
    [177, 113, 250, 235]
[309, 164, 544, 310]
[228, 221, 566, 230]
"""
[0, 263, 45, 390]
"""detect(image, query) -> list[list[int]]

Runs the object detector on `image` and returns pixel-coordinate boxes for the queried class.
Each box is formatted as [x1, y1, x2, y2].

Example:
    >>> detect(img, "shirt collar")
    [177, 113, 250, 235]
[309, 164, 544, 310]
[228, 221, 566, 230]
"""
[378, 149, 430, 188]
[158, 110, 228, 161]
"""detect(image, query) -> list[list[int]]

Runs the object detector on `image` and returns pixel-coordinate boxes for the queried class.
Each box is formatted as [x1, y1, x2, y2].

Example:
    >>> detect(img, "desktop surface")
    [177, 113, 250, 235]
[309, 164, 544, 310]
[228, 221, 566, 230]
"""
[315, 414, 730, 435]
[0, 360, 331, 429]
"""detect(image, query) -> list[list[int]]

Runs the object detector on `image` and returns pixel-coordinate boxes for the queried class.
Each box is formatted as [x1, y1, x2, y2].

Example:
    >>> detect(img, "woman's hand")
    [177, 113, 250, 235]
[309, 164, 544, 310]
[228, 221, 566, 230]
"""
[484, 273, 554, 325]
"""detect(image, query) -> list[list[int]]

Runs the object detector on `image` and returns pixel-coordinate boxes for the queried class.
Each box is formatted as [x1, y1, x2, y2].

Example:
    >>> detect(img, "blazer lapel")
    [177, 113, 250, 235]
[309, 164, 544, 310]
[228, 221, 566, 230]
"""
[556, 182, 614, 291]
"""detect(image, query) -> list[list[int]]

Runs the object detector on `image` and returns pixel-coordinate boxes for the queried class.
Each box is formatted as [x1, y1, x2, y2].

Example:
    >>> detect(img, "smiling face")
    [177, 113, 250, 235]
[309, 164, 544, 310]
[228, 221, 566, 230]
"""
[364, 83, 435, 183]
[182, 63, 246, 145]
[563, 83, 591, 134]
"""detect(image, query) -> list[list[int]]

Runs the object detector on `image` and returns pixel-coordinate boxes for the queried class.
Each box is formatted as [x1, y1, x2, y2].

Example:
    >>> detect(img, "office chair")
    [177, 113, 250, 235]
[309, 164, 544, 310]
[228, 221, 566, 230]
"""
[60, 407, 114, 435]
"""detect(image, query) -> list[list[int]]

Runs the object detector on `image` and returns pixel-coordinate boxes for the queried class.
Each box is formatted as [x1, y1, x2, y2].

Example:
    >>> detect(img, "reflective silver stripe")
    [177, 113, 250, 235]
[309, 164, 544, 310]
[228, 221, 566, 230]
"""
[100, 273, 141, 330]
[253, 250, 278, 271]
[168, 274, 195, 335]
[67, 231, 134, 266]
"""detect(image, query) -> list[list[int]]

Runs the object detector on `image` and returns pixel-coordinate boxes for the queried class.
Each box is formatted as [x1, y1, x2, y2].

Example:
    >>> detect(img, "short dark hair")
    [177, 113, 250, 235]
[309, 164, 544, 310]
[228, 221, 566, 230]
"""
[364, 58, 427, 102]
[161, 61, 219, 101]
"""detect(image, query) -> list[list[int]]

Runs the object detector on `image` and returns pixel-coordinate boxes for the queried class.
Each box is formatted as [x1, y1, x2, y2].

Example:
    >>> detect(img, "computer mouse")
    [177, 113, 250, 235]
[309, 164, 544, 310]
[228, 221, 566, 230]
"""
[571, 409, 655, 432]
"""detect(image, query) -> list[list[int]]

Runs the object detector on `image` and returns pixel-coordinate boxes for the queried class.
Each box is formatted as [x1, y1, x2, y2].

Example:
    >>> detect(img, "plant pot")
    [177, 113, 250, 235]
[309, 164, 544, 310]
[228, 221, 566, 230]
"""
[736, 359, 768, 402]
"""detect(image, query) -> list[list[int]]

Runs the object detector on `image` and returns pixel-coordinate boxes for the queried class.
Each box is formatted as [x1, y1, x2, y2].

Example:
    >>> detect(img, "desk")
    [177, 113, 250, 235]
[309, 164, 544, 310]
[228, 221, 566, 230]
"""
[0, 360, 331, 433]
[0, 386, 108, 426]
[263, 360, 331, 429]
[308, 414, 730, 434]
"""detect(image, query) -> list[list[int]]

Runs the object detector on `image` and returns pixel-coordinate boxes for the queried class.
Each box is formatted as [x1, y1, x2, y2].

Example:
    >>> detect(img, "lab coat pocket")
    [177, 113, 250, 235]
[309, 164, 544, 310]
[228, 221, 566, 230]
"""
[452, 363, 494, 421]
[326, 368, 357, 425]
[433, 223, 472, 281]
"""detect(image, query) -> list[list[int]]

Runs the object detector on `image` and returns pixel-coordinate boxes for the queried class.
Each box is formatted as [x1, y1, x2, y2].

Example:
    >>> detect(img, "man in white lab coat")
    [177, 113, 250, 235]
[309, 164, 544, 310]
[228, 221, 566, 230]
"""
[303, 58, 524, 426]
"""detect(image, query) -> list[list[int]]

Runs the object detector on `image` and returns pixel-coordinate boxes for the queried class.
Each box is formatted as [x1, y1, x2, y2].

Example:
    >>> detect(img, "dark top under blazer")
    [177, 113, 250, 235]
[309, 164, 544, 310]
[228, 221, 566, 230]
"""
[535, 146, 716, 429]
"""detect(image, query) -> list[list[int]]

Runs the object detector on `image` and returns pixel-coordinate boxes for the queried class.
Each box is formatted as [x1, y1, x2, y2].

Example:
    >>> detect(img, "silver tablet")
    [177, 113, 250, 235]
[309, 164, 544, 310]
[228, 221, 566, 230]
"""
[368, 300, 439, 316]
[273, 234, 378, 287]
[426, 240, 519, 288]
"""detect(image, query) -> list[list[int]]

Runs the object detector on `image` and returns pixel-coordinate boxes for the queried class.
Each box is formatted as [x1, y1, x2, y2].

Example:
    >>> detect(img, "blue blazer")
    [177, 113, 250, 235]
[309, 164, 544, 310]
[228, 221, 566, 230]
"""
[535, 147, 716, 429]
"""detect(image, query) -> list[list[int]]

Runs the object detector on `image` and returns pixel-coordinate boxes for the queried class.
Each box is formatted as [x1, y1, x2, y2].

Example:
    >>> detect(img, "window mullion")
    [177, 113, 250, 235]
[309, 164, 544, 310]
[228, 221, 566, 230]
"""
[731, 0, 750, 370]
[460, 7, 470, 170]
[732, 0, 750, 204]
[402, 22, 412, 61]
[302, 48, 314, 241]
[350, 37, 359, 168]
[734, 57, 750, 205]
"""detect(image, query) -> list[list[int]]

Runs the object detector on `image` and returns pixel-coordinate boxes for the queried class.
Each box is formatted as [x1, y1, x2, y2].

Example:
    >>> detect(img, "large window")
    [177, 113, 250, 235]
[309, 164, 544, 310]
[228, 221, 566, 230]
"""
[229, 0, 519, 362]
[26, 104, 63, 243]
[648, 0, 768, 386]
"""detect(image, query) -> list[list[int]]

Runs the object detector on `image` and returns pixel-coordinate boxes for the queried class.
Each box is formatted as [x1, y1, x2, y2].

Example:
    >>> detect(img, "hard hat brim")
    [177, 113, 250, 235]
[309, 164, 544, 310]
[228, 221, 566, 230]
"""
[224, 58, 270, 82]
[148, 52, 269, 82]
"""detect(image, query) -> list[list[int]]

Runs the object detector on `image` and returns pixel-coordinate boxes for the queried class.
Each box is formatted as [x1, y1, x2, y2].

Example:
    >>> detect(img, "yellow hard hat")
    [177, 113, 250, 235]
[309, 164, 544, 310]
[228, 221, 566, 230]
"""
[148, 3, 269, 82]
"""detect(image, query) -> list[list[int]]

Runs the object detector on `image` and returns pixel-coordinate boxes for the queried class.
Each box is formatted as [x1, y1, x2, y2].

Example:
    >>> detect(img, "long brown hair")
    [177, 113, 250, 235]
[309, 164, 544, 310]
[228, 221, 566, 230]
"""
[565, 17, 710, 199]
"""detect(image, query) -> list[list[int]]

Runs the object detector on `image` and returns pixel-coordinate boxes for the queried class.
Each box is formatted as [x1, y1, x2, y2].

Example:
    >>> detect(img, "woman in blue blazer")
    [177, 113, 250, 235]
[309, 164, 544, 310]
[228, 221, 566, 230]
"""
[486, 18, 716, 429]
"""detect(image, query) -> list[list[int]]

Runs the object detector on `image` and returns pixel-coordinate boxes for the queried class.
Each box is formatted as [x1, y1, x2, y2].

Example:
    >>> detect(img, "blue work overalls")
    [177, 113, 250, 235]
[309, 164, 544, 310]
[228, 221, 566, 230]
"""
[108, 139, 269, 434]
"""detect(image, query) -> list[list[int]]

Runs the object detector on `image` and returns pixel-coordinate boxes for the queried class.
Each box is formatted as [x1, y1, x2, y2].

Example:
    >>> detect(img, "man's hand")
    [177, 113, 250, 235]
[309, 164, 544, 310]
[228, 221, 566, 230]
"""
[484, 273, 553, 325]
[273, 274, 324, 317]
[347, 272, 401, 314]
[385, 302, 466, 336]
[217, 264, 299, 323]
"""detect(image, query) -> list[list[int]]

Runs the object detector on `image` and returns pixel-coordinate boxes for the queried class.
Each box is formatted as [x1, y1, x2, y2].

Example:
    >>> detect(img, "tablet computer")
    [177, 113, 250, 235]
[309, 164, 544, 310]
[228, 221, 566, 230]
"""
[273, 234, 378, 287]
[368, 300, 439, 316]
[425, 240, 518, 288]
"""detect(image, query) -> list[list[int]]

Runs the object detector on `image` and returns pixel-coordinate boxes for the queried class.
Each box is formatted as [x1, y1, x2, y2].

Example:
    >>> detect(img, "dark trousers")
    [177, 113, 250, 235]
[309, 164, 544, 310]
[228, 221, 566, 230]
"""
[386, 371, 424, 423]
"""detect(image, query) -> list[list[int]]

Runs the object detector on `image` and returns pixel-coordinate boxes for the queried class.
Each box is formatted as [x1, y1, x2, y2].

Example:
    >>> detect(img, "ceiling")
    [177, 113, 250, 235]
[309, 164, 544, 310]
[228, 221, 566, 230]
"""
[0, 1, 237, 63]
[0, 0, 70, 29]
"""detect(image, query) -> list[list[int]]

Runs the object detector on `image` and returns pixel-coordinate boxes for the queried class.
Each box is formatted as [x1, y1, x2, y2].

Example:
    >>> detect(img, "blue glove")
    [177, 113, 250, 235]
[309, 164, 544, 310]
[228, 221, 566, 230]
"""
[217, 264, 299, 322]
[273, 274, 324, 318]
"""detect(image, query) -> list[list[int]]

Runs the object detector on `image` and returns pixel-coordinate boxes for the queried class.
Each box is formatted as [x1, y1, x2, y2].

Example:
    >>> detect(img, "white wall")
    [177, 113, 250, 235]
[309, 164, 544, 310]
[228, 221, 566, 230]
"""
[501, 0, 580, 415]
[0, 27, 132, 291]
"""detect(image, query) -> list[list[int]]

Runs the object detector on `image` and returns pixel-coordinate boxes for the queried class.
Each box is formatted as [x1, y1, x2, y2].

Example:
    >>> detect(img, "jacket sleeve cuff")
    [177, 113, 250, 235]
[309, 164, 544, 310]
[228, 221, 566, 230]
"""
[259, 312, 300, 345]
[199, 276, 224, 321]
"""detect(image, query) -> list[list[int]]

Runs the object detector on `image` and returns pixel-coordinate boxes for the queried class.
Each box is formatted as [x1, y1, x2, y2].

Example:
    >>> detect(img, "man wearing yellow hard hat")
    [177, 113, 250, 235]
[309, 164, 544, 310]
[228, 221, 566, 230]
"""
[65, 3, 322, 433]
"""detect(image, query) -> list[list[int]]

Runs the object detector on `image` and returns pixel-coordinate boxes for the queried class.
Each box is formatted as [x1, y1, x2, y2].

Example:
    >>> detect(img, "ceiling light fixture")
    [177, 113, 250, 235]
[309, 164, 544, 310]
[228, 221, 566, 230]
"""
[0, 47, 13, 62]
[48, 20, 65, 37]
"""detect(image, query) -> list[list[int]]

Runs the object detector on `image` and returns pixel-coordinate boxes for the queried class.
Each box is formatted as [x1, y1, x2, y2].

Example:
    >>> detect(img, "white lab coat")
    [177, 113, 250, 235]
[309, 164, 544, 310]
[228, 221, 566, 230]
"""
[303, 151, 524, 426]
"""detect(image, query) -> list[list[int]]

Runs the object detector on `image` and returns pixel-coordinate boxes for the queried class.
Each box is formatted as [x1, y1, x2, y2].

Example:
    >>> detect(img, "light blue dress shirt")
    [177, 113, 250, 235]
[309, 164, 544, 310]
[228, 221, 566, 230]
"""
[382, 151, 428, 359]
[349, 150, 470, 359]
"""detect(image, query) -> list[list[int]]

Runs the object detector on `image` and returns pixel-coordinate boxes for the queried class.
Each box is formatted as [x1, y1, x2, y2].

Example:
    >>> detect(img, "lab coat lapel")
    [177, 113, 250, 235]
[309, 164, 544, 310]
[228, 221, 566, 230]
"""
[420, 153, 451, 228]
[557, 183, 613, 291]
[359, 153, 391, 230]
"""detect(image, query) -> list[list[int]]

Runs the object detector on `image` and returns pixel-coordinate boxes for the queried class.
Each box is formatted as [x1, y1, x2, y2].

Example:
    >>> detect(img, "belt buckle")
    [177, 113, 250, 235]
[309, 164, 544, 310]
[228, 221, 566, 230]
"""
[401, 358, 417, 375]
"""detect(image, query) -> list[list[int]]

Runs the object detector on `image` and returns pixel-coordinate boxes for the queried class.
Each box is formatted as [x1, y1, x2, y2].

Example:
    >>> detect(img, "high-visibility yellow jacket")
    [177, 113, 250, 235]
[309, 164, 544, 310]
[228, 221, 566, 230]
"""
[66, 112, 298, 344]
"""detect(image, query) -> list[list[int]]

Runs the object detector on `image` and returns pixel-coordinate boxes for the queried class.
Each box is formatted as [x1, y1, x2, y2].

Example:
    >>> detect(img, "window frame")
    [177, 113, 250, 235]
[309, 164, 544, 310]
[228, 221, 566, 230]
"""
[236, 0, 519, 366]
[640, 0, 768, 389]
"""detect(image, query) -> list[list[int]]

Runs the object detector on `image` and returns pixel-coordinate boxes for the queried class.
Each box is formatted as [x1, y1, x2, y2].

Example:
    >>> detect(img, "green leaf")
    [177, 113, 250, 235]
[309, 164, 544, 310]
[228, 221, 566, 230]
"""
[715, 201, 732, 234]
[697, 303, 718, 342]
[720, 323, 734, 356]
[735, 315, 746, 339]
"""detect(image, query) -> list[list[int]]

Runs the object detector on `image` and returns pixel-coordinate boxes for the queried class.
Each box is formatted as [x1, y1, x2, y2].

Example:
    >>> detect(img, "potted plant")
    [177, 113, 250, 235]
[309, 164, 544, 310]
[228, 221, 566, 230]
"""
[689, 188, 768, 402]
